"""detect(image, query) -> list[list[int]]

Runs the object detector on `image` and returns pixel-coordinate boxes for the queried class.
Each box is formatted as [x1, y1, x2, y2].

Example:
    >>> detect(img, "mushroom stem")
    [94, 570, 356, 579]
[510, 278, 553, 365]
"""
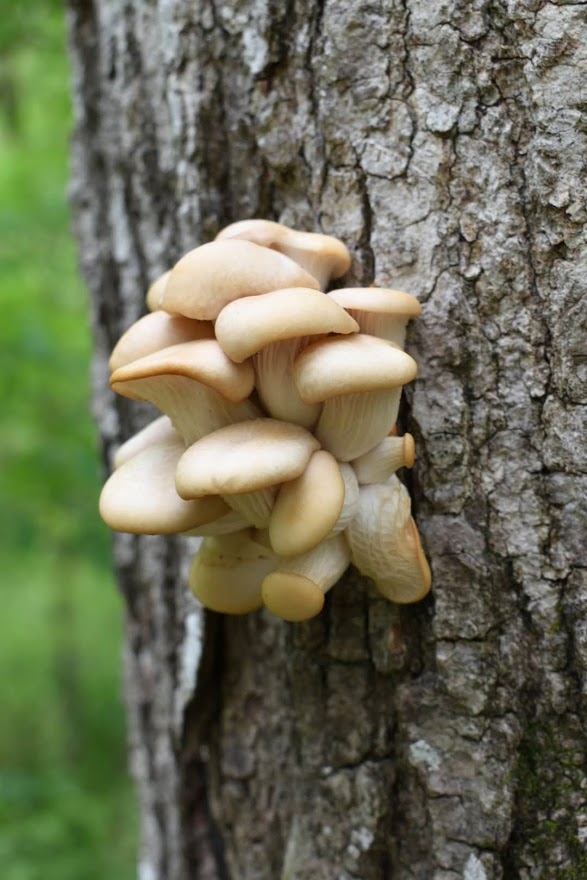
[262, 534, 351, 622]
[254, 338, 322, 428]
[345, 476, 431, 604]
[351, 434, 415, 484]
[315, 387, 403, 462]
[222, 487, 277, 529]
[189, 530, 277, 614]
[344, 310, 410, 349]
[182, 509, 250, 536]
[327, 463, 360, 537]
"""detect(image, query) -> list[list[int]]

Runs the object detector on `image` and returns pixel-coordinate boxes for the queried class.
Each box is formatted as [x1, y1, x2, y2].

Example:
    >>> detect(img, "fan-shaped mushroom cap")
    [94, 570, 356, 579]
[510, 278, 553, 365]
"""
[109, 311, 213, 372]
[176, 419, 321, 529]
[111, 339, 254, 403]
[176, 419, 320, 498]
[328, 288, 421, 348]
[294, 334, 418, 461]
[113, 416, 178, 469]
[262, 534, 350, 622]
[351, 434, 415, 484]
[216, 219, 351, 290]
[146, 270, 171, 311]
[294, 333, 417, 403]
[269, 450, 345, 557]
[346, 476, 431, 604]
[215, 288, 359, 363]
[161, 240, 319, 320]
[188, 530, 277, 614]
[110, 340, 259, 445]
[99, 437, 229, 535]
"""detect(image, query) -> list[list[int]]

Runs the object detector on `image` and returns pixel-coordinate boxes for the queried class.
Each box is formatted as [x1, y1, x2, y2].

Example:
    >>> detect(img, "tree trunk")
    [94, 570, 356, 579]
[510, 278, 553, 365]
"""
[67, 2, 587, 878]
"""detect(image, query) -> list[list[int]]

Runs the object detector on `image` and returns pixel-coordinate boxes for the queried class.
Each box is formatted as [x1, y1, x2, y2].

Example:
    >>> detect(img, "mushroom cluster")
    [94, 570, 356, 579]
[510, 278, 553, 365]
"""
[100, 219, 431, 621]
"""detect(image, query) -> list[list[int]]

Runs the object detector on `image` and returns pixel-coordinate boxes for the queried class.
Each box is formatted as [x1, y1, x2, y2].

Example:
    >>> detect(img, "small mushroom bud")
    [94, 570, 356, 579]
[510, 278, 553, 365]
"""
[351, 434, 415, 484]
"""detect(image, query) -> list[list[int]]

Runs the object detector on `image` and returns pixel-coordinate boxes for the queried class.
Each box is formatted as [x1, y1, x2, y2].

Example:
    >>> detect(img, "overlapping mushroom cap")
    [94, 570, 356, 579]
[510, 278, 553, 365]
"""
[100, 219, 431, 621]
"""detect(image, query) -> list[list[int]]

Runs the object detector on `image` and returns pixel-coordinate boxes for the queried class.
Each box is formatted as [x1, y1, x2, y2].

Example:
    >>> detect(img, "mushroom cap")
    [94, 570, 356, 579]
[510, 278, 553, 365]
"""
[294, 333, 418, 404]
[262, 573, 325, 622]
[145, 270, 171, 311]
[113, 416, 177, 469]
[351, 434, 416, 484]
[215, 288, 359, 363]
[160, 240, 319, 320]
[188, 530, 276, 614]
[269, 450, 345, 557]
[109, 311, 213, 372]
[99, 438, 229, 534]
[176, 419, 320, 499]
[216, 219, 351, 281]
[110, 339, 255, 403]
[328, 287, 421, 316]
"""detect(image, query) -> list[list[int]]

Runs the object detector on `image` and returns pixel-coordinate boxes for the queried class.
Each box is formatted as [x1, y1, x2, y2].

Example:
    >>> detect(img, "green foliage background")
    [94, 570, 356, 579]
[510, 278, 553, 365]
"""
[0, 3, 137, 876]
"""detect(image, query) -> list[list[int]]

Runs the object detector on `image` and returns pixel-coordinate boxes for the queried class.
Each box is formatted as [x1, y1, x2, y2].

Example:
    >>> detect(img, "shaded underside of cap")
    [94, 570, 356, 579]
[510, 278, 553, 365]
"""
[110, 339, 255, 402]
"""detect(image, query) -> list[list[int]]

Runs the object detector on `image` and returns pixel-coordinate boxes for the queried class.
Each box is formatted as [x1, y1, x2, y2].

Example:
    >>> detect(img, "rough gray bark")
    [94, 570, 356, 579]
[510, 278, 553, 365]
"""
[67, 2, 587, 878]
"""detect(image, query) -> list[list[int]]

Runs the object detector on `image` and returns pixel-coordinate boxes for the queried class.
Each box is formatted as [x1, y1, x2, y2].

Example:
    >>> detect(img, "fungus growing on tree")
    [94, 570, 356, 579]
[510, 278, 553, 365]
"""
[100, 220, 431, 620]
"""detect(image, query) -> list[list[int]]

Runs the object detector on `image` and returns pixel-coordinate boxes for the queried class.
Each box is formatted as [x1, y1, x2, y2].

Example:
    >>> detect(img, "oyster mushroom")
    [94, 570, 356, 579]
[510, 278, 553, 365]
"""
[216, 218, 351, 290]
[109, 339, 259, 445]
[262, 533, 351, 622]
[113, 416, 177, 469]
[351, 434, 416, 484]
[109, 310, 213, 372]
[160, 239, 319, 320]
[294, 333, 418, 461]
[176, 418, 320, 528]
[328, 287, 421, 348]
[269, 450, 346, 557]
[99, 436, 229, 535]
[346, 475, 431, 603]
[215, 287, 358, 428]
[189, 529, 277, 614]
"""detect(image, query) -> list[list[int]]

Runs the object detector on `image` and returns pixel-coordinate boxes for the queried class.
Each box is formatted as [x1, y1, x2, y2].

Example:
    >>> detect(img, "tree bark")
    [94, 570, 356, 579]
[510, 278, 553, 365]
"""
[67, 1, 587, 878]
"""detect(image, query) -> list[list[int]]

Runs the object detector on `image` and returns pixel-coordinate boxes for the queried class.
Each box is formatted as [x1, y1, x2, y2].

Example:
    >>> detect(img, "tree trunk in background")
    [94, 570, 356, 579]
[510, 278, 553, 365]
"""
[67, 1, 587, 877]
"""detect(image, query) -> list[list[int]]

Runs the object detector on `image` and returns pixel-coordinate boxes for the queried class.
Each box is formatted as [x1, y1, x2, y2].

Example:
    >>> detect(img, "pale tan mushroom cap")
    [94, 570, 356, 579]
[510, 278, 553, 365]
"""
[110, 339, 255, 403]
[99, 438, 229, 534]
[262, 573, 325, 622]
[160, 240, 320, 320]
[216, 219, 351, 280]
[176, 418, 320, 499]
[109, 311, 213, 372]
[215, 288, 359, 363]
[113, 416, 178, 469]
[145, 270, 171, 311]
[294, 333, 418, 404]
[328, 287, 422, 316]
[269, 450, 345, 557]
